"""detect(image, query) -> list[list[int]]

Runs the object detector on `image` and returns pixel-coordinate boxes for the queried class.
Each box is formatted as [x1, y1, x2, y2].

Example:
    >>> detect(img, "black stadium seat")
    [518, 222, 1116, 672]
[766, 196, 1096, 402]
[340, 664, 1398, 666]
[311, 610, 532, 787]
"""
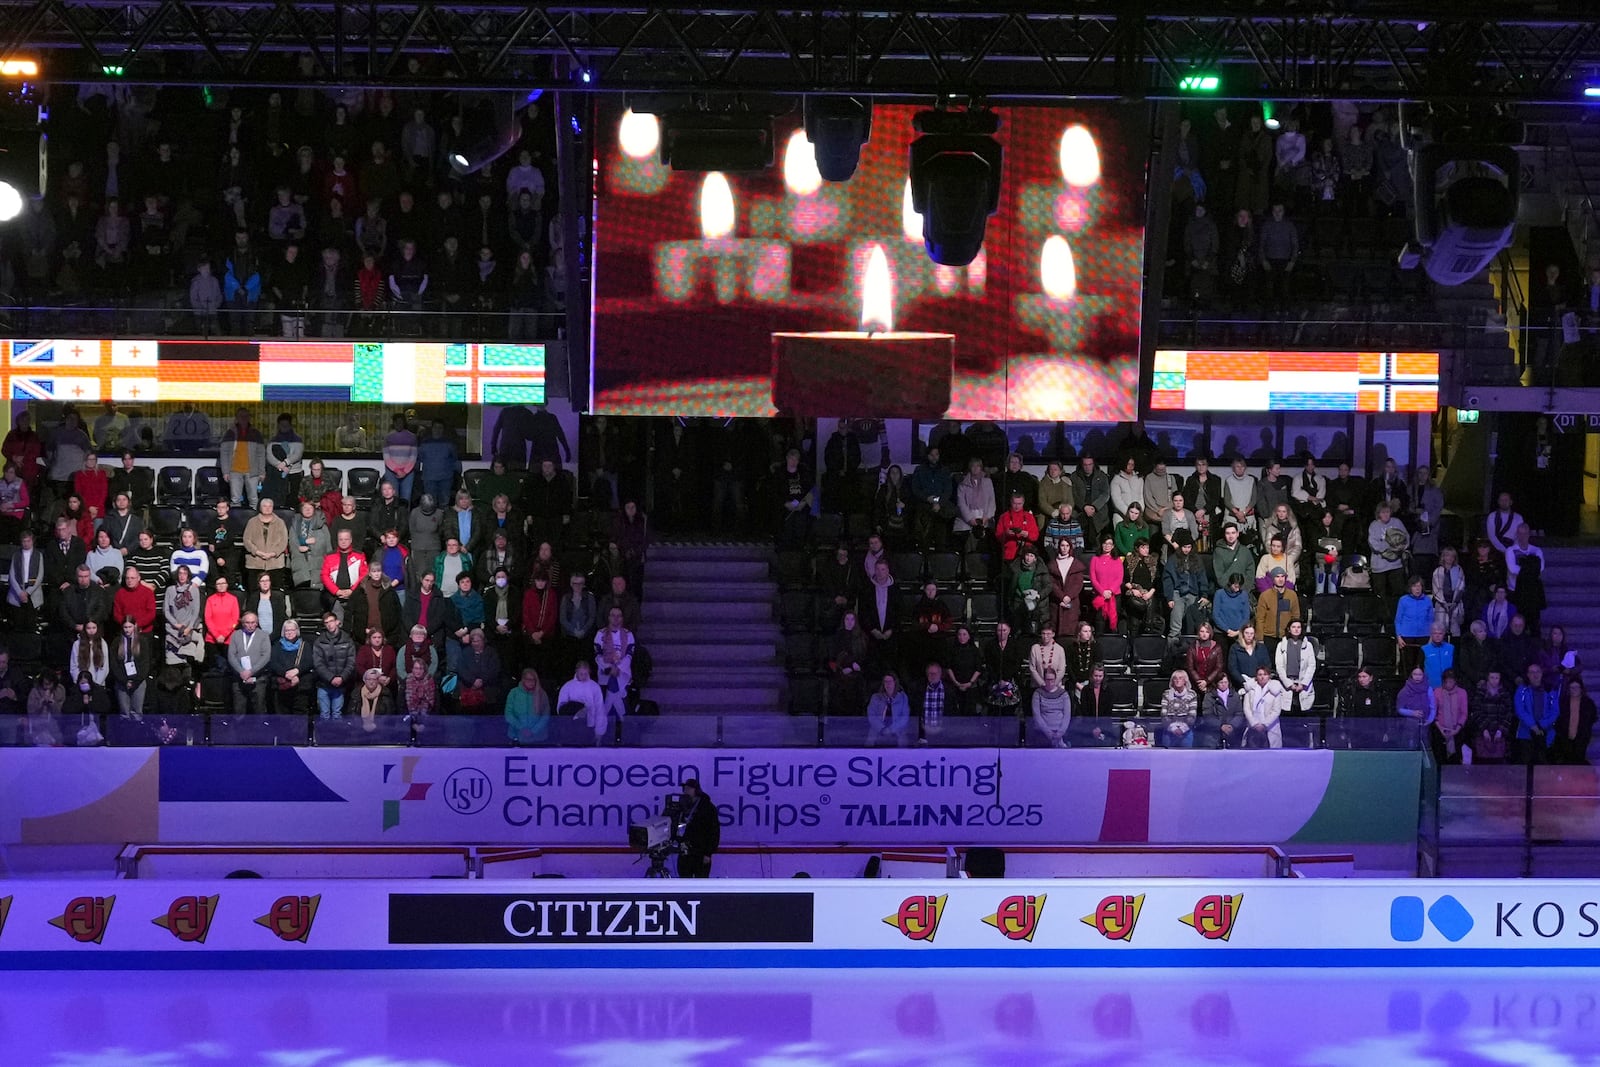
[194, 466, 225, 505]
[157, 465, 193, 505]
[347, 467, 382, 503]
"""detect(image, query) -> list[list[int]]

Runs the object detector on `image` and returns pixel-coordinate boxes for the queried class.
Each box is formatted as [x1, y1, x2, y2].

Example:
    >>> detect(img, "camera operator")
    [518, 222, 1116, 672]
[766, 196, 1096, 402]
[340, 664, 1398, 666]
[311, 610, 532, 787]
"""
[676, 778, 720, 878]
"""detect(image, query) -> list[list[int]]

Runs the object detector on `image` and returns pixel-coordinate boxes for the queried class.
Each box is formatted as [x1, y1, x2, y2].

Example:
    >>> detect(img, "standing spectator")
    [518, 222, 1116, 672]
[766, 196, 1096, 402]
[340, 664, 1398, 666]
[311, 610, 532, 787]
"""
[1109, 456, 1143, 523]
[1366, 502, 1410, 618]
[108, 616, 153, 720]
[866, 672, 911, 745]
[1228, 623, 1271, 687]
[1188, 622, 1225, 693]
[995, 493, 1039, 563]
[909, 445, 953, 550]
[1031, 667, 1072, 748]
[1047, 538, 1087, 637]
[1552, 679, 1596, 766]
[243, 498, 289, 586]
[418, 419, 460, 506]
[1161, 530, 1211, 639]
[268, 618, 313, 715]
[162, 567, 204, 670]
[1338, 125, 1373, 214]
[1161, 492, 1199, 556]
[1464, 538, 1507, 625]
[222, 228, 262, 334]
[382, 413, 420, 501]
[505, 667, 551, 744]
[69, 620, 110, 687]
[1236, 113, 1273, 216]
[1069, 455, 1110, 546]
[322, 528, 368, 615]
[1257, 203, 1299, 302]
[313, 612, 356, 719]
[112, 566, 157, 633]
[1027, 626, 1066, 690]
[1456, 619, 1497, 688]
[1088, 534, 1122, 632]
[558, 573, 598, 673]
[826, 612, 870, 716]
[1420, 625, 1456, 690]
[350, 668, 394, 732]
[219, 408, 264, 509]
[1183, 203, 1219, 300]
[1433, 670, 1470, 765]
[1159, 669, 1198, 748]
[1485, 491, 1525, 555]
[289, 499, 331, 590]
[1396, 666, 1437, 737]
[46, 411, 93, 502]
[3, 410, 44, 499]
[203, 575, 241, 667]
[1222, 457, 1258, 534]
[774, 448, 815, 549]
[1274, 618, 1317, 714]
[1432, 546, 1467, 637]
[557, 660, 607, 743]
[1253, 568, 1300, 642]
[264, 415, 305, 506]
[7, 530, 44, 632]
[1504, 523, 1547, 633]
[1394, 576, 1435, 674]
[1470, 670, 1516, 763]
[228, 612, 271, 715]
[1120, 538, 1160, 636]
[1514, 663, 1559, 763]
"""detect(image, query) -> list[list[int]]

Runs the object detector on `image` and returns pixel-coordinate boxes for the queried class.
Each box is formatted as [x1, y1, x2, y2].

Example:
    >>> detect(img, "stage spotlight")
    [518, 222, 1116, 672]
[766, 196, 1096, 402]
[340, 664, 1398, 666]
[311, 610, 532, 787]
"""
[447, 92, 534, 176]
[908, 108, 1002, 267]
[0, 181, 21, 222]
[803, 96, 872, 182]
[0, 126, 43, 221]
[660, 110, 774, 171]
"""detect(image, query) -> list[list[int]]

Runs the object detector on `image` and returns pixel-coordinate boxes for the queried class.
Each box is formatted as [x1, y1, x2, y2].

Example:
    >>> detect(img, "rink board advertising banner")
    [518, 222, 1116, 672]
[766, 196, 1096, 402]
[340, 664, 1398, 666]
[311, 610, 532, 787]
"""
[0, 747, 1420, 847]
[1, 880, 1598, 969]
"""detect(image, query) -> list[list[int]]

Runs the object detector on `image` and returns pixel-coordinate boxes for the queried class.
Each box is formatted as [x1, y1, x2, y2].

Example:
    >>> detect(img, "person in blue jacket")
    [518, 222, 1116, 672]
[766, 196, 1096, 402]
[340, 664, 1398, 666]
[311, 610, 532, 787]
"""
[1393, 574, 1435, 674]
[866, 671, 911, 746]
[1515, 662, 1560, 764]
[1210, 571, 1252, 641]
[1419, 625, 1455, 689]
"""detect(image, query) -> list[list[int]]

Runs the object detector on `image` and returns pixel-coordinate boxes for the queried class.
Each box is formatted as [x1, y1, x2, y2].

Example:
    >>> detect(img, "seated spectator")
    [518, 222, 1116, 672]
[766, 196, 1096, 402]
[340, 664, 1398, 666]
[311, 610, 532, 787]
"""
[1341, 666, 1391, 717]
[866, 671, 911, 747]
[1031, 666, 1072, 748]
[506, 667, 551, 744]
[113, 566, 157, 633]
[228, 612, 271, 716]
[1515, 663, 1559, 764]
[1159, 669, 1198, 748]
[1310, 509, 1344, 595]
[352, 668, 395, 732]
[1229, 623, 1271, 687]
[455, 627, 503, 712]
[269, 618, 312, 715]
[313, 612, 357, 720]
[1396, 666, 1436, 734]
[1553, 679, 1596, 766]
[1394, 576, 1435, 673]
[1253, 568, 1300, 642]
[559, 659, 608, 744]
[1241, 666, 1287, 748]
[1433, 669, 1470, 764]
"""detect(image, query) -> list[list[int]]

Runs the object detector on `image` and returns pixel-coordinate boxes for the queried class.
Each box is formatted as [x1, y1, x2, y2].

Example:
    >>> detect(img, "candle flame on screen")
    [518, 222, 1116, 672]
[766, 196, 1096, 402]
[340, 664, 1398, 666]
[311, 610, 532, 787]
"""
[1041, 235, 1076, 299]
[784, 130, 823, 196]
[700, 173, 735, 238]
[902, 178, 922, 240]
[618, 109, 660, 159]
[1059, 125, 1101, 187]
[861, 244, 894, 333]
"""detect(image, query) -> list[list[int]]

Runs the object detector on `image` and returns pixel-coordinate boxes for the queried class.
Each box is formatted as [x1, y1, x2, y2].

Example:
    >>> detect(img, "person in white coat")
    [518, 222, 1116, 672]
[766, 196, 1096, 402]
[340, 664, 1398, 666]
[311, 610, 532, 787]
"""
[1484, 491, 1525, 555]
[558, 659, 607, 744]
[1242, 665, 1287, 748]
[1110, 456, 1144, 523]
[1273, 618, 1317, 714]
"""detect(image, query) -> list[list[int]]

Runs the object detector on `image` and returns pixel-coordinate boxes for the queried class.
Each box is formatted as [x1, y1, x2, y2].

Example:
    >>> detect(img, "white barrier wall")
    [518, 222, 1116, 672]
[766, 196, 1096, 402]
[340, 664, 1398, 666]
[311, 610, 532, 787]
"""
[0, 878, 1591, 969]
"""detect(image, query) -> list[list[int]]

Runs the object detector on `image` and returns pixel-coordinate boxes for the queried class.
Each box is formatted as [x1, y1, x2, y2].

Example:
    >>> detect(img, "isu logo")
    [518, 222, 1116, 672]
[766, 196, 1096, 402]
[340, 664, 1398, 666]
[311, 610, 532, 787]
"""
[1180, 893, 1244, 941]
[884, 894, 947, 942]
[48, 895, 116, 944]
[153, 895, 219, 943]
[0, 895, 11, 941]
[1082, 894, 1145, 942]
[255, 894, 321, 943]
[982, 894, 1047, 942]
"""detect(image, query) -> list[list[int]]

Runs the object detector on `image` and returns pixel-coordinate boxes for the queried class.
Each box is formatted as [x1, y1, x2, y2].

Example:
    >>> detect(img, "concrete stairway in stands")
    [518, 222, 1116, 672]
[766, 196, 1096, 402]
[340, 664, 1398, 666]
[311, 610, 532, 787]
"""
[1537, 545, 1600, 676]
[1436, 270, 1521, 390]
[640, 543, 784, 715]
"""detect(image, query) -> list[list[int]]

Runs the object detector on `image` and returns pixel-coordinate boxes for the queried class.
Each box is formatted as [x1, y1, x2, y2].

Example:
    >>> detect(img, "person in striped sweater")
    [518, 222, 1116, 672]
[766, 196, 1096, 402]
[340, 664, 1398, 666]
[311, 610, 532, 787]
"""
[168, 528, 210, 586]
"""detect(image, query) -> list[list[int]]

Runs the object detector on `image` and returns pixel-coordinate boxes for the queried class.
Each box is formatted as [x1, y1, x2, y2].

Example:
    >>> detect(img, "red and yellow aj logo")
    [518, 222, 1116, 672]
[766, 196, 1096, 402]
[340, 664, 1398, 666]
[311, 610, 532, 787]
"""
[1180, 893, 1244, 941]
[983, 894, 1047, 942]
[49, 895, 115, 944]
[153, 895, 220, 943]
[256, 894, 321, 943]
[884, 894, 947, 942]
[1082, 893, 1145, 942]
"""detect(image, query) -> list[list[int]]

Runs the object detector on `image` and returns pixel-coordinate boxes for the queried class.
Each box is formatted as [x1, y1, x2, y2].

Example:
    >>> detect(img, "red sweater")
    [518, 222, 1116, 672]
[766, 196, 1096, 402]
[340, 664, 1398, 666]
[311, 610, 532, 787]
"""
[113, 584, 157, 632]
[522, 585, 560, 640]
[995, 508, 1040, 561]
[73, 468, 110, 513]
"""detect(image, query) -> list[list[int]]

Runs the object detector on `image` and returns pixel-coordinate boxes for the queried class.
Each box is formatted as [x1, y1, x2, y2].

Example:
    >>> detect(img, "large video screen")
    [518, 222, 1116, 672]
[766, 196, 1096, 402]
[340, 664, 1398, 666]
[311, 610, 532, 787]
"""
[592, 103, 1147, 419]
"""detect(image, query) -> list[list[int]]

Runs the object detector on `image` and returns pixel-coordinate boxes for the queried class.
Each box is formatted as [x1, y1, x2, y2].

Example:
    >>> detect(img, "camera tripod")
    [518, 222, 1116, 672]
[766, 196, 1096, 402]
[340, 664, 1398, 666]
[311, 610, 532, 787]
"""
[642, 844, 678, 878]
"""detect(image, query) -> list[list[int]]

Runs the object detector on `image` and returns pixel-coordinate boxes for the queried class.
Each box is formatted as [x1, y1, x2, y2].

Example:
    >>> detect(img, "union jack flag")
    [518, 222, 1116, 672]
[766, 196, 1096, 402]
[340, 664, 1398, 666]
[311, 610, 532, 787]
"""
[1, 339, 161, 402]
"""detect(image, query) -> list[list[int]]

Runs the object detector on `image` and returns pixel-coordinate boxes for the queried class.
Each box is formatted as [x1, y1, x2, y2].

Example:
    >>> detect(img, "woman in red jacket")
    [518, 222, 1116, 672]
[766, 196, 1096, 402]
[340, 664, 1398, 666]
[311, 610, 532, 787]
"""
[1187, 621, 1225, 693]
[354, 626, 397, 687]
[72, 453, 110, 515]
[2, 410, 43, 495]
[521, 571, 560, 678]
[113, 566, 157, 633]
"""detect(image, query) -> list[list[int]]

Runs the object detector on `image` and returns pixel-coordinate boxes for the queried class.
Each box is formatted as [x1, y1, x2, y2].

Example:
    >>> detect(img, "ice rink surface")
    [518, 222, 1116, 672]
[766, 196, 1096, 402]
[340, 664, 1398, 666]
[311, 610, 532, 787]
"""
[3, 967, 1598, 1065]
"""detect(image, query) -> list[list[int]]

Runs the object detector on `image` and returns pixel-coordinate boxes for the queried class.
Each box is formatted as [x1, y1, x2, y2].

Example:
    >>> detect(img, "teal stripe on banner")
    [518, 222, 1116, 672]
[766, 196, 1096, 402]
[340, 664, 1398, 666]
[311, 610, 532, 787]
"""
[5, 948, 1600, 970]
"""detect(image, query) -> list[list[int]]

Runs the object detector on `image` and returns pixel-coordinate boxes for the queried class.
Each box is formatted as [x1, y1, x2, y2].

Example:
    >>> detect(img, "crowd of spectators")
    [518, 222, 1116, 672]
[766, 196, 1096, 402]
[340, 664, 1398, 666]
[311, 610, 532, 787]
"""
[0, 81, 565, 339]
[0, 402, 649, 746]
[775, 423, 1592, 760]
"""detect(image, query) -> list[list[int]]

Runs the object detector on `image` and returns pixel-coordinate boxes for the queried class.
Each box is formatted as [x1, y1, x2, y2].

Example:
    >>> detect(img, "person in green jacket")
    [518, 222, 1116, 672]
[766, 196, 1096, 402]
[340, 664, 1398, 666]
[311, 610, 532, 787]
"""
[1113, 501, 1153, 557]
[505, 666, 551, 743]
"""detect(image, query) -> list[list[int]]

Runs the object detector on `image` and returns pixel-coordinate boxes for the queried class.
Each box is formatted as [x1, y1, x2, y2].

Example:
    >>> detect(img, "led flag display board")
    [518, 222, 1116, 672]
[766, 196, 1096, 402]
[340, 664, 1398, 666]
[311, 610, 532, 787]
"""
[0, 339, 545, 405]
[1151, 350, 1439, 412]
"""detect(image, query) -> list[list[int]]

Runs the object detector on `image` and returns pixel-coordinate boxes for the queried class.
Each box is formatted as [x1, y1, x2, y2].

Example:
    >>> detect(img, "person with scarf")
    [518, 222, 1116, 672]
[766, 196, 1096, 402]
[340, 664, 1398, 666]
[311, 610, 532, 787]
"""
[399, 623, 439, 677]
[514, 570, 557, 679]
[1484, 491, 1526, 555]
[1396, 667, 1437, 748]
[285, 499, 329, 590]
[1241, 666, 1286, 748]
[345, 563, 403, 648]
[1253, 568, 1301, 642]
[1483, 585, 1514, 640]
[1087, 534, 1122, 632]
[593, 607, 635, 725]
[1552, 679, 1596, 766]
[1031, 666, 1072, 748]
[1064, 621, 1102, 690]
[1504, 523, 1547, 633]
[1432, 669, 1470, 764]
[1187, 622, 1225, 693]
[269, 618, 313, 714]
[1160, 669, 1198, 748]
[1274, 618, 1317, 714]
[1515, 663, 1560, 763]
[162, 566, 204, 672]
[353, 667, 394, 732]
[1121, 538, 1160, 636]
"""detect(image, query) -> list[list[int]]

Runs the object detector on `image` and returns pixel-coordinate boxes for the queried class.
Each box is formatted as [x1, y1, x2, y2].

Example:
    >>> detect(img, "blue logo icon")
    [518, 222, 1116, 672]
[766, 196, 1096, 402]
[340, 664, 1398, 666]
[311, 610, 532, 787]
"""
[442, 768, 493, 815]
[1390, 895, 1474, 943]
